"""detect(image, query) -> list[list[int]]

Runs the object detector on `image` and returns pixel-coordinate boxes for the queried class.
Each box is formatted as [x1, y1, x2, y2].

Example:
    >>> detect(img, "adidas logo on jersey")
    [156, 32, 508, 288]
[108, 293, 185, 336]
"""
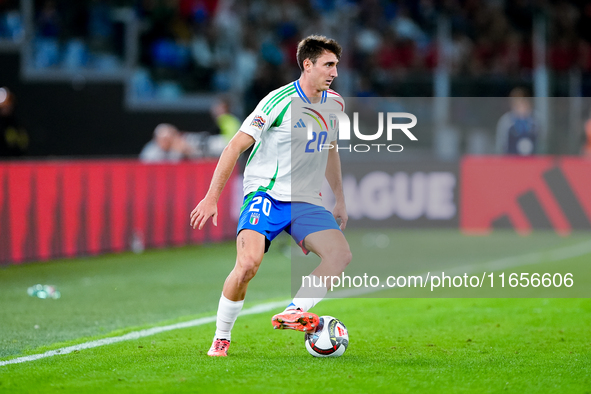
[294, 119, 306, 128]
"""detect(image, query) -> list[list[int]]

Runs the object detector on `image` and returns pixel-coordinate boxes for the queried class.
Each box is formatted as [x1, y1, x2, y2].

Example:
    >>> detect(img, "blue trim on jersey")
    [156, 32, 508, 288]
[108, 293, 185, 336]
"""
[294, 80, 311, 104]
[295, 80, 328, 104]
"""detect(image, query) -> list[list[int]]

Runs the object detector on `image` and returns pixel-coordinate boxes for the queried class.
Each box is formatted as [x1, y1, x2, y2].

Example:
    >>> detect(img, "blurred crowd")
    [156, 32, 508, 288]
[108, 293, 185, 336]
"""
[10, 0, 590, 99]
[133, 0, 591, 98]
[3, 1, 591, 157]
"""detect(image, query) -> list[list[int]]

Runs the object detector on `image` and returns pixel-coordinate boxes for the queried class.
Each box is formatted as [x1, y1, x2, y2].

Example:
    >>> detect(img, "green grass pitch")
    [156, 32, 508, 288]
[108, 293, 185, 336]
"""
[1, 230, 590, 393]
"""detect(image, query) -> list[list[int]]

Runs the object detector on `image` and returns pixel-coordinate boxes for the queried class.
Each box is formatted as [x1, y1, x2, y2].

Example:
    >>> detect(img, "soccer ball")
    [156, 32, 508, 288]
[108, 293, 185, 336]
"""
[304, 316, 349, 357]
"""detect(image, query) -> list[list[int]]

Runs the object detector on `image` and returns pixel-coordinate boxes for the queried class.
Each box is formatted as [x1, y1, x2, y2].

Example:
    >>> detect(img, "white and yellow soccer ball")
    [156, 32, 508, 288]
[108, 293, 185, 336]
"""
[304, 316, 349, 357]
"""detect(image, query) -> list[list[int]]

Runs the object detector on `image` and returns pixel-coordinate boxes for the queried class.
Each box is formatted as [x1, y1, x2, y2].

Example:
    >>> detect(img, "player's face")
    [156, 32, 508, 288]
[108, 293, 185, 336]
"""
[310, 51, 339, 91]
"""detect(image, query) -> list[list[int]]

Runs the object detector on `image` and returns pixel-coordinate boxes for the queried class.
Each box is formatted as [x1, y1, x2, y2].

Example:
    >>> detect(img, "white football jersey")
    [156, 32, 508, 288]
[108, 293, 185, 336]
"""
[239, 80, 345, 206]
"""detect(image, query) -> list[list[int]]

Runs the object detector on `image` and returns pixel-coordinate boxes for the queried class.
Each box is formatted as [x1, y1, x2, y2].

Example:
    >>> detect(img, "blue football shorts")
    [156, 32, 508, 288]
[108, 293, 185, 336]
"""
[237, 190, 341, 254]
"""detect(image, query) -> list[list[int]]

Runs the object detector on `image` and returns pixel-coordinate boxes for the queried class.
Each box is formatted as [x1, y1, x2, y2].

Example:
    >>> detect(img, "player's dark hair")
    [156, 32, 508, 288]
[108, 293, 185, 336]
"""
[296, 35, 342, 72]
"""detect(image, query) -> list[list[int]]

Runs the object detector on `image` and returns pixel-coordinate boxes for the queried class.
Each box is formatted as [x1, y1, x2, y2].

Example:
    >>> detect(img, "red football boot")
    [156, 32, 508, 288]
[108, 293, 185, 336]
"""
[207, 338, 230, 357]
[272, 309, 319, 333]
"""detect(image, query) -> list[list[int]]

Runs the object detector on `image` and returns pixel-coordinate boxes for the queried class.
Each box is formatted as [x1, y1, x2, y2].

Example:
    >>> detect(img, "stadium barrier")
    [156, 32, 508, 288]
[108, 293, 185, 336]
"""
[0, 160, 237, 265]
[2, 156, 589, 265]
[460, 156, 591, 234]
[322, 162, 460, 229]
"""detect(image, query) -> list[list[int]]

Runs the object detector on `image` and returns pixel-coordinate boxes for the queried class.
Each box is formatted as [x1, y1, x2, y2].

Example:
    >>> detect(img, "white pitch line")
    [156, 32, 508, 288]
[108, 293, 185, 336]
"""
[4, 239, 591, 367]
[0, 300, 290, 367]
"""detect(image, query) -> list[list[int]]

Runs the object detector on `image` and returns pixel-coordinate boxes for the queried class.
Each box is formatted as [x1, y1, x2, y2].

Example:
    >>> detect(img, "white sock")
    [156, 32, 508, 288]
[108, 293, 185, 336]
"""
[285, 275, 328, 312]
[214, 293, 244, 341]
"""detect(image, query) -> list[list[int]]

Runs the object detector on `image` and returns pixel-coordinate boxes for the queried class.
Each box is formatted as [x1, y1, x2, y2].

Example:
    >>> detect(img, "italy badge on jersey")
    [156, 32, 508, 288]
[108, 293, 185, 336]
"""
[249, 212, 260, 225]
[329, 113, 337, 131]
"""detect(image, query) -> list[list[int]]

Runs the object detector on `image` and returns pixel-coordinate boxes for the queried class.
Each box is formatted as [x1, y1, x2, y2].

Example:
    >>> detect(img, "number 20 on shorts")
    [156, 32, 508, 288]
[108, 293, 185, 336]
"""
[249, 196, 272, 216]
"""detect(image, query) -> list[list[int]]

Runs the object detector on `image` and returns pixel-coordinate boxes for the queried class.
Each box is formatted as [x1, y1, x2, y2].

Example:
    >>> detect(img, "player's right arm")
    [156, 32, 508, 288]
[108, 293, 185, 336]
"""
[190, 131, 255, 230]
[191, 86, 282, 229]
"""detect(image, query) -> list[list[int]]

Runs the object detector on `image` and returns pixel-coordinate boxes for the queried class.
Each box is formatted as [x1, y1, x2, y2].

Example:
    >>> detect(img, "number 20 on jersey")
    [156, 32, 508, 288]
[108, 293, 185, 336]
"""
[305, 131, 328, 152]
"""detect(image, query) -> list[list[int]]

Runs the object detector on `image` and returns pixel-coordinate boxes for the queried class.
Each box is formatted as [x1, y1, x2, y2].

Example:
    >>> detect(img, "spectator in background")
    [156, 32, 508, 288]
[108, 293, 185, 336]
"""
[139, 123, 196, 162]
[210, 97, 239, 143]
[0, 87, 29, 157]
[208, 96, 243, 164]
[496, 87, 542, 156]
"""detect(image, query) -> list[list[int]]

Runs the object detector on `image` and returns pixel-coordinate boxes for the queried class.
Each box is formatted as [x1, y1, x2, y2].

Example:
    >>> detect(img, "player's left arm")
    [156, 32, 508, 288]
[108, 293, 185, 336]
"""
[325, 140, 348, 230]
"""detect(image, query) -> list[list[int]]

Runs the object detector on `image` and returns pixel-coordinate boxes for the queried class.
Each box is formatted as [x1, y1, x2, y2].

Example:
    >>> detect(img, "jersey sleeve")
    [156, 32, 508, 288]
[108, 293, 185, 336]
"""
[239, 94, 275, 141]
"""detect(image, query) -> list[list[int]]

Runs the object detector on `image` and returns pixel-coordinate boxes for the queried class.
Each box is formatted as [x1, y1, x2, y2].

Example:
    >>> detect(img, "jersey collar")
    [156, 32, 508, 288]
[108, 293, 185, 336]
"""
[294, 80, 327, 104]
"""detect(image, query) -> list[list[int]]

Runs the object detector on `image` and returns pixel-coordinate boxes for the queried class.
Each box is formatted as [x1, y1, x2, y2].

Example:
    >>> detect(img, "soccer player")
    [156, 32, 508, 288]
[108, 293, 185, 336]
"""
[190, 35, 352, 357]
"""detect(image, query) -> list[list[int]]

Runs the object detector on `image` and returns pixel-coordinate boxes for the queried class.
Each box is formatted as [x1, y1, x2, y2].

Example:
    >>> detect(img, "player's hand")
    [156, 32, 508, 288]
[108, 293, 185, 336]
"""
[333, 201, 348, 231]
[190, 197, 218, 230]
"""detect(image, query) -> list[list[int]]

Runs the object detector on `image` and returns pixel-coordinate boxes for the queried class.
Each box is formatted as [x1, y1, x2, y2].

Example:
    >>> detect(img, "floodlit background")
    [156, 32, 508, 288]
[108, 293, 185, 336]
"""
[0, 1, 590, 392]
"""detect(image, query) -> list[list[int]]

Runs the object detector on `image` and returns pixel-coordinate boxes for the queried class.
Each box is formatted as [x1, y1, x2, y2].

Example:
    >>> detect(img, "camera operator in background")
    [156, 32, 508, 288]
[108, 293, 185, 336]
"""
[0, 87, 29, 157]
[139, 123, 197, 162]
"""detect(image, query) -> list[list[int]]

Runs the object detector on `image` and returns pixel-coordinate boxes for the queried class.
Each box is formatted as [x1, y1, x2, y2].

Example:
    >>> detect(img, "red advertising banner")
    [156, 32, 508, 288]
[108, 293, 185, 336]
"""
[460, 156, 591, 234]
[0, 160, 236, 265]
